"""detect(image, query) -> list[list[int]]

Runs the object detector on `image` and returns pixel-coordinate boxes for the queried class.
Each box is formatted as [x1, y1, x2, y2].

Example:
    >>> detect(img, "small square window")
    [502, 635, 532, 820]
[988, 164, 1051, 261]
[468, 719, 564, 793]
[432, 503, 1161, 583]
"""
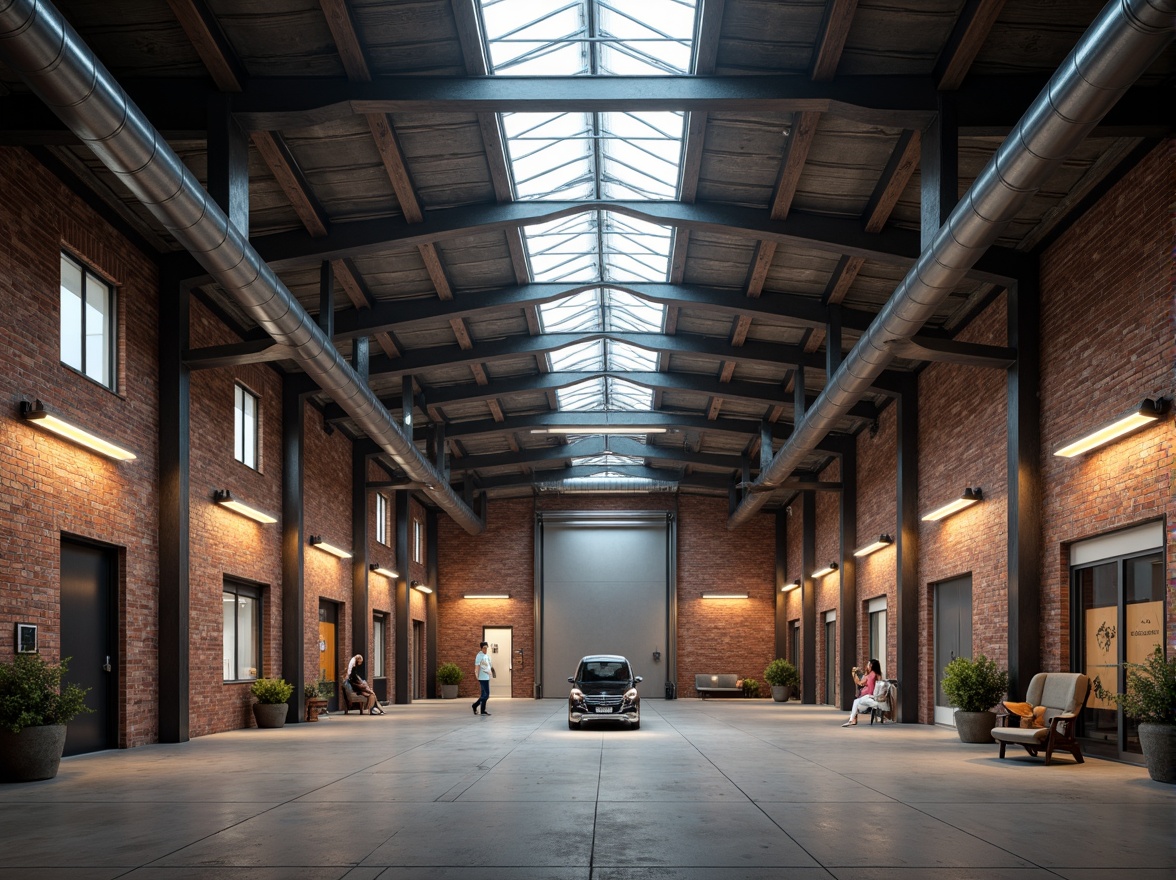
[234, 384, 259, 469]
[375, 493, 390, 546]
[60, 252, 116, 390]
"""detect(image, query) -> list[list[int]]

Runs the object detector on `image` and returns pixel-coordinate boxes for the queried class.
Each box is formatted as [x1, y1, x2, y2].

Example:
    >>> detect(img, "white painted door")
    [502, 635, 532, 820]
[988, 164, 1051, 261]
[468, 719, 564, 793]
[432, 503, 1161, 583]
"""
[484, 627, 513, 699]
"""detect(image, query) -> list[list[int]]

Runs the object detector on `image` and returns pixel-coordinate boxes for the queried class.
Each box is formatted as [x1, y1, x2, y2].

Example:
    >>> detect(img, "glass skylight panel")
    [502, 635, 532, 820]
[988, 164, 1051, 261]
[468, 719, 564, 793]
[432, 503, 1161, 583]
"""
[548, 339, 604, 373]
[502, 113, 594, 200]
[538, 289, 603, 333]
[480, 0, 588, 76]
[608, 377, 654, 410]
[557, 377, 606, 411]
[572, 453, 646, 467]
[601, 213, 672, 280]
[555, 376, 653, 412]
[607, 341, 659, 372]
[526, 214, 600, 282]
[599, 112, 684, 200]
[597, 0, 696, 75]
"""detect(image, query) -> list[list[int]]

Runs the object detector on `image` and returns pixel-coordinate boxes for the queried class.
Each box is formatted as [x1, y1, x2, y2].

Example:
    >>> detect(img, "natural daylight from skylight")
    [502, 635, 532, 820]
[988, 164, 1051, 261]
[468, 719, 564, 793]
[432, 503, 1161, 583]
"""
[479, 0, 698, 470]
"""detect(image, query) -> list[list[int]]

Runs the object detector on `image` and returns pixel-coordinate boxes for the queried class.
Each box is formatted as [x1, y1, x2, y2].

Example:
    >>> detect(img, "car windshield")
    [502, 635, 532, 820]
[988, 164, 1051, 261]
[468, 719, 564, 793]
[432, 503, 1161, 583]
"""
[578, 660, 631, 683]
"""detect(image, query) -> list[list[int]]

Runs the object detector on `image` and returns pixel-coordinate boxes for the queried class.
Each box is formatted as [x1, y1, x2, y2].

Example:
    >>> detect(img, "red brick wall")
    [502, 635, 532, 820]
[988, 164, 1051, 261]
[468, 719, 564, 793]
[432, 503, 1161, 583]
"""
[784, 495, 805, 681]
[815, 458, 841, 704]
[916, 292, 1008, 721]
[1038, 140, 1175, 667]
[856, 401, 898, 675]
[0, 148, 160, 748]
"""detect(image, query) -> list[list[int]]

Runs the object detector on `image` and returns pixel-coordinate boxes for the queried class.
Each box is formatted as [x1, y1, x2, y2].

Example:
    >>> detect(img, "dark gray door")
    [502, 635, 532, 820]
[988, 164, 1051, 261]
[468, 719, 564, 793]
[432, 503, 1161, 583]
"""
[824, 618, 836, 705]
[934, 575, 973, 722]
[60, 538, 116, 755]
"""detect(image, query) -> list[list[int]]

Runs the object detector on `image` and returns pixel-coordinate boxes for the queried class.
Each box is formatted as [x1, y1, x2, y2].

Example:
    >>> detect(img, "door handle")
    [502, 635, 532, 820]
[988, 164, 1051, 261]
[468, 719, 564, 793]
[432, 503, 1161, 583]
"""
[103, 655, 112, 672]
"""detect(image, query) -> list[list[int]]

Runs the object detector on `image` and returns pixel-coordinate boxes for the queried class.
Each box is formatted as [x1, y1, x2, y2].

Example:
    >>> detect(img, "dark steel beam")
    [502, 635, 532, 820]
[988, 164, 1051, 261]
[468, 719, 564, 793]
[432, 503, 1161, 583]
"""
[837, 436, 857, 711]
[801, 491, 817, 704]
[394, 490, 410, 704]
[184, 338, 292, 369]
[887, 337, 1016, 369]
[281, 376, 306, 724]
[896, 376, 919, 722]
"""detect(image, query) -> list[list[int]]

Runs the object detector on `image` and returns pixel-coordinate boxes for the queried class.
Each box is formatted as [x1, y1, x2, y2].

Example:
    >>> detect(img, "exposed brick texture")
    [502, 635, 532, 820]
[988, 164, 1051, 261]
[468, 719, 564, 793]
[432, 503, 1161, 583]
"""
[855, 402, 898, 679]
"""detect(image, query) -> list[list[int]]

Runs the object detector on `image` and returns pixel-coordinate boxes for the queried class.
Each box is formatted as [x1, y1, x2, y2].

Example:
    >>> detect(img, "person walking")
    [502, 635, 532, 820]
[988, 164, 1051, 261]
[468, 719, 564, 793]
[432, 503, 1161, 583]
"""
[472, 640, 493, 716]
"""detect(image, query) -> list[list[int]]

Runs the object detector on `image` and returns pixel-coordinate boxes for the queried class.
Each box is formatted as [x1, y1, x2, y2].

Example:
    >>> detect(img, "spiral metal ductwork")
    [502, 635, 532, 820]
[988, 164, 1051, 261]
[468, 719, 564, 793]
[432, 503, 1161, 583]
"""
[728, 0, 1176, 529]
[0, 0, 485, 534]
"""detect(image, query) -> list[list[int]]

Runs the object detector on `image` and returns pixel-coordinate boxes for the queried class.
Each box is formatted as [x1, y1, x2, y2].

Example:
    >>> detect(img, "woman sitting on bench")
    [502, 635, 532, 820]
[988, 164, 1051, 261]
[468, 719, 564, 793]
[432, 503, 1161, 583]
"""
[346, 654, 383, 715]
[841, 658, 884, 727]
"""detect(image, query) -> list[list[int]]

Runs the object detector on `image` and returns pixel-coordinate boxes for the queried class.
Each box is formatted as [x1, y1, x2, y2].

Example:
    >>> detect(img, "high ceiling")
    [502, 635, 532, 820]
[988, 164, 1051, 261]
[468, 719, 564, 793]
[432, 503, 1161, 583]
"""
[2, 0, 1172, 509]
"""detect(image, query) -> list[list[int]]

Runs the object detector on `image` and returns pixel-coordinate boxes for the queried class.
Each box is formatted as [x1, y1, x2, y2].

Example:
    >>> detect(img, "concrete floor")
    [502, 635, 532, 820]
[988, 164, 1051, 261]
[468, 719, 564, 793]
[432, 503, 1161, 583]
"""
[1, 698, 1173, 879]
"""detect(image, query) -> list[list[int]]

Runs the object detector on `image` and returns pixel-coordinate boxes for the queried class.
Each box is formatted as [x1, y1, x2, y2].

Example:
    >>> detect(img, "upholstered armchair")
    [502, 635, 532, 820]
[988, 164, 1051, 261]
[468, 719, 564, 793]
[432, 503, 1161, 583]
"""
[991, 672, 1091, 765]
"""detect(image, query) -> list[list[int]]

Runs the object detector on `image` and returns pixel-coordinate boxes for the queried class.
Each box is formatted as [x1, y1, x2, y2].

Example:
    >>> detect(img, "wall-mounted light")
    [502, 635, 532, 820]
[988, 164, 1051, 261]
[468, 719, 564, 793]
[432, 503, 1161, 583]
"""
[854, 534, 893, 557]
[214, 489, 277, 524]
[411, 580, 433, 594]
[530, 426, 668, 435]
[369, 563, 399, 579]
[702, 592, 749, 599]
[20, 399, 136, 461]
[811, 562, 839, 578]
[781, 579, 802, 593]
[309, 536, 352, 559]
[463, 593, 509, 599]
[1054, 397, 1169, 457]
[922, 488, 982, 522]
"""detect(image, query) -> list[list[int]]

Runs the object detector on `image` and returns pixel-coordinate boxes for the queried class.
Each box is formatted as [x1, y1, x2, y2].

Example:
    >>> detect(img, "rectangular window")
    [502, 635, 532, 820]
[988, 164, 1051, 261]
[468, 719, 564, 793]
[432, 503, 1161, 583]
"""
[413, 518, 423, 564]
[234, 384, 258, 469]
[60, 252, 116, 390]
[868, 597, 888, 680]
[375, 493, 389, 546]
[372, 615, 387, 678]
[223, 581, 261, 681]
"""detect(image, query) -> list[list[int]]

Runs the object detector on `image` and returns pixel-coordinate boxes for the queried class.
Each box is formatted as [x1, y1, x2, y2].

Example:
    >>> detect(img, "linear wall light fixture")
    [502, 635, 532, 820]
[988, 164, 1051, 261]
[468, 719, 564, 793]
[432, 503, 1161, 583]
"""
[1054, 397, 1169, 457]
[921, 488, 982, 522]
[309, 536, 352, 559]
[781, 579, 802, 592]
[463, 593, 509, 600]
[702, 592, 749, 599]
[20, 399, 137, 461]
[811, 562, 839, 578]
[854, 534, 893, 557]
[213, 489, 277, 524]
[530, 426, 668, 435]
[411, 580, 433, 594]
[369, 563, 399, 579]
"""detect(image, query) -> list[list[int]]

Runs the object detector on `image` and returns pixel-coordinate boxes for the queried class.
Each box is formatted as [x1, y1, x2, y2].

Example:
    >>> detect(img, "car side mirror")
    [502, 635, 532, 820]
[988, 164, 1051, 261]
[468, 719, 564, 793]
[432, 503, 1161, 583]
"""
[567, 677, 575, 684]
[634, 676, 643, 683]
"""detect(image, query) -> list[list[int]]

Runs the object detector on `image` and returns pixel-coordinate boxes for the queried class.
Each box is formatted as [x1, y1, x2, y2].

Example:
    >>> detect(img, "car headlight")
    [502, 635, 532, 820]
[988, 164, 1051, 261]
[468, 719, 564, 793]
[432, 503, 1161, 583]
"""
[624, 688, 638, 702]
[570, 688, 584, 701]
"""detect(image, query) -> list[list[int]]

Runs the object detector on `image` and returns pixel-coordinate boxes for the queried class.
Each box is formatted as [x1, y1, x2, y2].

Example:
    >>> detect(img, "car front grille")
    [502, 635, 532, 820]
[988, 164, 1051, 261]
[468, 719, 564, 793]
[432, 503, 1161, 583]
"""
[584, 693, 623, 708]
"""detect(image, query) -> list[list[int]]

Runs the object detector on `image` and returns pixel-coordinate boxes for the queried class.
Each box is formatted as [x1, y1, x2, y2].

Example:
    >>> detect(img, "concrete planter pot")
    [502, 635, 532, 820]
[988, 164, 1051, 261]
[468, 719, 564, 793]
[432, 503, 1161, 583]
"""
[253, 703, 289, 729]
[1137, 722, 1176, 784]
[440, 684, 459, 699]
[770, 685, 793, 702]
[0, 724, 68, 782]
[954, 710, 997, 743]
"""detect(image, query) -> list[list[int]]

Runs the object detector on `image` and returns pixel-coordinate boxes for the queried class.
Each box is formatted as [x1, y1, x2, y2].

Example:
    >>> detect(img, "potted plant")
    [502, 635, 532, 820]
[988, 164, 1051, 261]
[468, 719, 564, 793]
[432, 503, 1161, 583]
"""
[763, 658, 799, 702]
[304, 679, 330, 722]
[0, 654, 92, 782]
[437, 662, 462, 699]
[741, 677, 761, 698]
[250, 677, 294, 729]
[1094, 646, 1176, 783]
[941, 653, 1009, 743]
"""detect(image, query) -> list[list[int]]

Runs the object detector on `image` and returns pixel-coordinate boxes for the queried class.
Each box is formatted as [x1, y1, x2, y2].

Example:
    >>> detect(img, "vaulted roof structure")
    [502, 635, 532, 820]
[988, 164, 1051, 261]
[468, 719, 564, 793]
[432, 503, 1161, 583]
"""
[2, 0, 1171, 518]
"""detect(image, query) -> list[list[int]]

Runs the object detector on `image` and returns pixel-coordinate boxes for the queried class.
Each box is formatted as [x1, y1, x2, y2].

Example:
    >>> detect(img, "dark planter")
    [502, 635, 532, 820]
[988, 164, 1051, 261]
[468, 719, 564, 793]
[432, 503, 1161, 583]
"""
[1137, 722, 1176, 784]
[954, 710, 997, 743]
[440, 684, 459, 699]
[253, 703, 289, 729]
[0, 724, 68, 782]
[305, 698, 328, 722]
[770, 685, 793, 702]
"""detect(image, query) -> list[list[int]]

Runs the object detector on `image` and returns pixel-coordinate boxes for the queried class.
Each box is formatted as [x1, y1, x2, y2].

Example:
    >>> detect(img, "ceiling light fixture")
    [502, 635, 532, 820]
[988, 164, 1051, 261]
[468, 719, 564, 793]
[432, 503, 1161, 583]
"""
[854, 534, 894, 557]
[530, 426, 668, 435]
[20, 399, 137, 461]
[922, 488, 982, 522]
[213, 490, 277, 524]
[411, 580, 433, 594]
[309, 536, 352, 559]
[369, 563, 398, 579]
[811, 562, 839, 578]
[781, 579, 802, 592]
[463, 593, 509, 600]
[702, 592, 749, 599]
[1053, 397, 1169, 457]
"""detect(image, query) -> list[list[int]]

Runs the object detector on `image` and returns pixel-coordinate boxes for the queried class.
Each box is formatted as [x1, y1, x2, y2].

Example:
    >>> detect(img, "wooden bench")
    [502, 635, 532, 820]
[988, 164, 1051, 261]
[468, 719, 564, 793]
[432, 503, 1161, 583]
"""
[695, 674, 741, 698]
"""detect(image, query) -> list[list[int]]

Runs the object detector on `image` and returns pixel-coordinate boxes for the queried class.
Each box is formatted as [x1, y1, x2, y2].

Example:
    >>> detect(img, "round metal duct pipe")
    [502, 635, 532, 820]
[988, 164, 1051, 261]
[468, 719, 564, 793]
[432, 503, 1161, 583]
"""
[0, 0, 484, 534]
[728, 0, 1176, 529]
[535, 478, 678, 494]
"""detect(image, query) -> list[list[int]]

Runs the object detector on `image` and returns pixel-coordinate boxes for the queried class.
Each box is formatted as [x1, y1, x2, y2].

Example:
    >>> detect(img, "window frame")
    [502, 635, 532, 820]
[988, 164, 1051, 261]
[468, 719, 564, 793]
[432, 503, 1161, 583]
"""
[234, 383, 259, 470]
[375, 493, 390, 546]
[413, 518, 424, 564]
[372, 614, 387, 678]
[59, 251, 117, 391]
[223, 580, 263, 683]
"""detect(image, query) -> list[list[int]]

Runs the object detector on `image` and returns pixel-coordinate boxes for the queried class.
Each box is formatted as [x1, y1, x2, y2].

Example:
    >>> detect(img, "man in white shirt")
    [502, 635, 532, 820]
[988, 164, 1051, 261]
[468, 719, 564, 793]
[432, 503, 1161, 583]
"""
[472, 640, 493, 716]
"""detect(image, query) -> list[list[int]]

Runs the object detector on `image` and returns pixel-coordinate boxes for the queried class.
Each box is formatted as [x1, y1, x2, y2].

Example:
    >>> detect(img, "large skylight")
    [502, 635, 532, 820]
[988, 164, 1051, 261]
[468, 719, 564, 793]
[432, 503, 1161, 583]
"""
[479, 0, 699, 480]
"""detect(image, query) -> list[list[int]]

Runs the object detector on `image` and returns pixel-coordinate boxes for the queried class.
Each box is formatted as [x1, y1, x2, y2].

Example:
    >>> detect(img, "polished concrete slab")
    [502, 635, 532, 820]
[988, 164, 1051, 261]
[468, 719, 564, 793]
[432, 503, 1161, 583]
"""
[0, 699, 1172, 879]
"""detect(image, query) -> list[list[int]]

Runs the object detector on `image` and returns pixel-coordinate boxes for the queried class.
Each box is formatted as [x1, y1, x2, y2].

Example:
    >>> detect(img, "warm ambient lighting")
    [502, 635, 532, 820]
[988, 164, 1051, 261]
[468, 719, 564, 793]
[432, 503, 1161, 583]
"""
[854, 534, 893, 557]
[530, 426, 669, 435]
[463, 593, 510, 600]
[922, 488, 982, 522]
[309, 536, 352, 559]
[1053, 397, 1169, 457]
[20, 399, 136, 461]
[213, 490, 277, 524]
[811, 562, 839, 578]
[702, 592, 749, 599]
[369, 563, 399, 579]
[781, 579, 802, 593]
[411, 580, 433, 594]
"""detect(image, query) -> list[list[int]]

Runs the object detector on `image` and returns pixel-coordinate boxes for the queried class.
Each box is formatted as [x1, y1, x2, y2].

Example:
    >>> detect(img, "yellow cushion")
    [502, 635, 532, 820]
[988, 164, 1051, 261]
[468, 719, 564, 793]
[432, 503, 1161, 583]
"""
[1003, 701, 1046, 728]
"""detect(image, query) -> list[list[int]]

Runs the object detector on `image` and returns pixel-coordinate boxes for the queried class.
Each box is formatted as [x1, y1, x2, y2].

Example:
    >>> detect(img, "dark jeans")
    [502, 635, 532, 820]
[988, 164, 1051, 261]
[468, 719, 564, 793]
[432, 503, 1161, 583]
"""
[473, 678, 490, 713]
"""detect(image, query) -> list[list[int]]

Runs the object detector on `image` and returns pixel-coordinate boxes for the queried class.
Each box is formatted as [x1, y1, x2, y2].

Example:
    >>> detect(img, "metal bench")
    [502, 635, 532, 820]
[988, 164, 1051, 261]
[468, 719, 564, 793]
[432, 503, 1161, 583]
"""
[694, 674, 741, 698]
